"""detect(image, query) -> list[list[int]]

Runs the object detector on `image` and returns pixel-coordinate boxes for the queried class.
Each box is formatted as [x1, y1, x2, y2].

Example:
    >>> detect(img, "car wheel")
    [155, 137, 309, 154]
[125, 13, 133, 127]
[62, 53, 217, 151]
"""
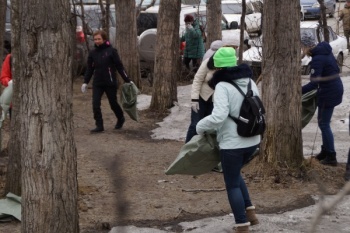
[337, 54, 343, 73]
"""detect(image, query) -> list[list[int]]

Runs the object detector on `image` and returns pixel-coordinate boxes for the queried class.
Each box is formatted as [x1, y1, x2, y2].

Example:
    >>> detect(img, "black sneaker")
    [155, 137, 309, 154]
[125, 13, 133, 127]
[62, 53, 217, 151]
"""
[90, 126, 104, 133]
[115, 117, 125, 129]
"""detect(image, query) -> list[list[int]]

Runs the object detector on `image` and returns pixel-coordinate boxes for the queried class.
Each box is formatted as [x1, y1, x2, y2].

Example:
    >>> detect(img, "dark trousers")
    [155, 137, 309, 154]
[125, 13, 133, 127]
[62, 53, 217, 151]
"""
[185, 96, 213, 143]
[183, 57, 201, 72]
[344, 29, 350, 50]
[92, 85, 123, 127]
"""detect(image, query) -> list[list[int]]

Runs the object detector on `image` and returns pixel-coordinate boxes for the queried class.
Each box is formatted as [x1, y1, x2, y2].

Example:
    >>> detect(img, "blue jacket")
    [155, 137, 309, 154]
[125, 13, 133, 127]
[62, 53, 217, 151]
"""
[302, 42, 343, 108]
[196, 64, 260, 149]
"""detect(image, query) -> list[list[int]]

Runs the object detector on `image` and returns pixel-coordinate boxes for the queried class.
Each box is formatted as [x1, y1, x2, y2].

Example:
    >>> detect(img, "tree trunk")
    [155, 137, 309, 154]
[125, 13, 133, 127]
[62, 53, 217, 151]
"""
[238, 0, 246, 63]
[115, 0, 141, 89]
[205, 0, 222, 51]
[16, 0, 79, 232]
[261, 0, 304, 168]
[318, 0, 329, 42]
[4, 0, 21, 197]
[0, 0, 6, 62]
[150, 0, 181, 111]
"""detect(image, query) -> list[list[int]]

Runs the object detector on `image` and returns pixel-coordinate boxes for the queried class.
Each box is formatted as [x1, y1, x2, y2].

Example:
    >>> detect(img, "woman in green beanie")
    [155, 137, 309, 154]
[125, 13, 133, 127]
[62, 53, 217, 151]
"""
[196, 47, 260, 233]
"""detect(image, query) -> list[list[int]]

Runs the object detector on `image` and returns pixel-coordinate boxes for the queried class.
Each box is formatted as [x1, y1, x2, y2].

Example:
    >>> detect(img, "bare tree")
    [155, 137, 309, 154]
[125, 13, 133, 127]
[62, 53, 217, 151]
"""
[206, 0, 222, 50]
[4, 0, 21, 197]
[238, 0, 246, 63]
[150, 0, 181, 111]
[115, 0, 141, 88]
[318, 0, 329, 42]
[309, 182, 350, 233]
[261, 0, 304, 167]
[0, 0, 7, 62]
[15, 0, 79, 231]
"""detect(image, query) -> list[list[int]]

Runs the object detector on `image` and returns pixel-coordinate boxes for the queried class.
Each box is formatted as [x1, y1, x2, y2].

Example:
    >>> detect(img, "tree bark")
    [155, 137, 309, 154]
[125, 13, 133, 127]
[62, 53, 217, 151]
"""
[0, 0, 7, 62]
[205, 0, 222, 51]
[150, 0, 181, 111]
[115, 0, 141, 89]
[318, 0, 329, 42]
[16, 0, 79, 232]
[261, 0, 304, 168]
[238, 0, 246, 63]
[4, 0, 21, 197]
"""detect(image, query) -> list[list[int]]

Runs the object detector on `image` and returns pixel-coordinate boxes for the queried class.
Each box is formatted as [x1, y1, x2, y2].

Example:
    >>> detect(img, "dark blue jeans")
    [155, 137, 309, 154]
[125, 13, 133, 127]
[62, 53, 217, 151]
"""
[220, 145, 257, 224]
[317, 106, 335, 152]
[185, 96, 213, 143]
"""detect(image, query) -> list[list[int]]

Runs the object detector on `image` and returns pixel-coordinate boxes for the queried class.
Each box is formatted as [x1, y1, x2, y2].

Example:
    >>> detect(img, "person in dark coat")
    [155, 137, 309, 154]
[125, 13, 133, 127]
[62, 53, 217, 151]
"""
[180, 14, 205, 72]
[81, 30, 131, 133]
[301, 31, 344, 166]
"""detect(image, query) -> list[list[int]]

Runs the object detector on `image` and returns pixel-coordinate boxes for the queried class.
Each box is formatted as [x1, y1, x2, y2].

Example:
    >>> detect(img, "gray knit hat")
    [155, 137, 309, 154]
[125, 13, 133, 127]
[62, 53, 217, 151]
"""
[203, 40, 224, 60]
[300, 31, 316, 48]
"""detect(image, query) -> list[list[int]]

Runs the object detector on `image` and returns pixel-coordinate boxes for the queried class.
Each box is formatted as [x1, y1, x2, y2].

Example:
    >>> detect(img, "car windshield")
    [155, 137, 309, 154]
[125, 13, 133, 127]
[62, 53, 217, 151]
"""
[222, 3, 254, 14]
[222, 3, 242, 14]
[72, 0, 99, 3]
[300, 28, 317, 43]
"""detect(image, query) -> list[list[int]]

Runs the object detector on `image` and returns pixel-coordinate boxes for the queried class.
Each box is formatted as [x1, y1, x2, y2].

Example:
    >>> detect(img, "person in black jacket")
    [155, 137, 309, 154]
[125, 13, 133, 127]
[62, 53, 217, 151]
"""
[81, 30, 131, 133]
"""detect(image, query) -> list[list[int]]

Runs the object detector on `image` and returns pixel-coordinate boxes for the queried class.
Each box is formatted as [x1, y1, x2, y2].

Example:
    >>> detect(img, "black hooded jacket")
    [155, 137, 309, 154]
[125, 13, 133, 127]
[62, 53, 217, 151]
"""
[84, 41, 130, 87]
[208, 63, 253, 89]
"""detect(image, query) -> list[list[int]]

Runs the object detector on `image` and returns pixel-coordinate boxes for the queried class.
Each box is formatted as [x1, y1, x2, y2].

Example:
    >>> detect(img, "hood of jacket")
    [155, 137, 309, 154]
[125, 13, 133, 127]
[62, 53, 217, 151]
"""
[310, 41, 332, 57]
[208, 63, 253, 89]
[210, 40, 224, 51]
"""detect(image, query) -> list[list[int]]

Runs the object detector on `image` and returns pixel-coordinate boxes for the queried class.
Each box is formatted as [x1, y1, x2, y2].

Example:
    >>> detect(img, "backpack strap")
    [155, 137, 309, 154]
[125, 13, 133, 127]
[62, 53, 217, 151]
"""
[228, 79, 252, 123]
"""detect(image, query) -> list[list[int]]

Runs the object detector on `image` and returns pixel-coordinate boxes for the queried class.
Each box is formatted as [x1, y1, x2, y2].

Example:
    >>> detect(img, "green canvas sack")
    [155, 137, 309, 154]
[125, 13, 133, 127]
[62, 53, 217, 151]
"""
[302, 90, 317, 128]
[121, 82, 140, 122]
[165, 133, 220, 175]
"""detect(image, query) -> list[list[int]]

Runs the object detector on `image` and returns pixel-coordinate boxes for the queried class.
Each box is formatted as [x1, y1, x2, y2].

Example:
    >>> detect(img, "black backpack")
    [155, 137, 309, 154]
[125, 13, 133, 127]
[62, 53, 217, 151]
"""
[229, 79, 266, 137]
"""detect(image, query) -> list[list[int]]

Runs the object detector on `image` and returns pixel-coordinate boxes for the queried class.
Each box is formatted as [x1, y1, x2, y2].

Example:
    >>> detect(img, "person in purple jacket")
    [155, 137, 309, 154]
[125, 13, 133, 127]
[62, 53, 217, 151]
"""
[301, 31, 344, 166]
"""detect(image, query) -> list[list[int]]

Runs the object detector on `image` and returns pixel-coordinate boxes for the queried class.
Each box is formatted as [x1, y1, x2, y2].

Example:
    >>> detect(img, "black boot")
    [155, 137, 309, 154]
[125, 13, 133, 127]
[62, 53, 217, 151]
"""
[345, 165, 350, 181]
[315, 145, 327, 161]
[115, 117, 125, 129]
[90, 126, 104, 133]
[320, 152, 337, 166]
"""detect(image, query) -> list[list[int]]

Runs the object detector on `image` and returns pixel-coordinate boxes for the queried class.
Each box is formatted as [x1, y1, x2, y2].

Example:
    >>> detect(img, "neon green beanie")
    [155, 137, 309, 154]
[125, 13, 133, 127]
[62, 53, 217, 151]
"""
[213, 47, 237, 68]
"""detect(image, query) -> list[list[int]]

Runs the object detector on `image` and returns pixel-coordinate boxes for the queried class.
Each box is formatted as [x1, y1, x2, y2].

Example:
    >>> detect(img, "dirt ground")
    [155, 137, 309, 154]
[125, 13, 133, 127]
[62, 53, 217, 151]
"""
[0, 77, 348, 233]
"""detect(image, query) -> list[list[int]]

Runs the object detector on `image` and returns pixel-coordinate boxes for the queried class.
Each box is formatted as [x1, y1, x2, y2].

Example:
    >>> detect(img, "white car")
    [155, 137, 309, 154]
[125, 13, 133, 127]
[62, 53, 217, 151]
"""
[221, 0, 263, 36]
[139, 5, 250, 63]
[242, 21, 348, 79]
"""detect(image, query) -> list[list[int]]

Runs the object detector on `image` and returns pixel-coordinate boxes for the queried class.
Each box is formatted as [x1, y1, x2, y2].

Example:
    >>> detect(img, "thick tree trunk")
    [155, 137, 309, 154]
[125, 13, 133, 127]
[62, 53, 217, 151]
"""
[15, 0, 79, 232]
[0, 0, 6, 62]
[206, 0, 222, 51]
[115, 0, 141, 88]
[150, 0, 181, 111]
[4, 0, 21, 197]
[261, 0, 304, 168]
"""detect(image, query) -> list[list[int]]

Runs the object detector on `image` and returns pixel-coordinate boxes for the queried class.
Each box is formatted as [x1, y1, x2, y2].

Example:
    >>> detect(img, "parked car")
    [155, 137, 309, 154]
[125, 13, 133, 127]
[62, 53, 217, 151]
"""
[242, 21, 348, 79]
[221, 0, 263, 36]
[300, 0, 336, 20]
[139, 4, 250, 63]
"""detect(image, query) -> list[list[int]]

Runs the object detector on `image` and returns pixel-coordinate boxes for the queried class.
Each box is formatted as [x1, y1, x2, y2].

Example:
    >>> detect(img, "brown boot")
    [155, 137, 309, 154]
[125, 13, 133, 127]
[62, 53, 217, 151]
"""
[246, 206, 259, 225]
[234, 222, 250, 233]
